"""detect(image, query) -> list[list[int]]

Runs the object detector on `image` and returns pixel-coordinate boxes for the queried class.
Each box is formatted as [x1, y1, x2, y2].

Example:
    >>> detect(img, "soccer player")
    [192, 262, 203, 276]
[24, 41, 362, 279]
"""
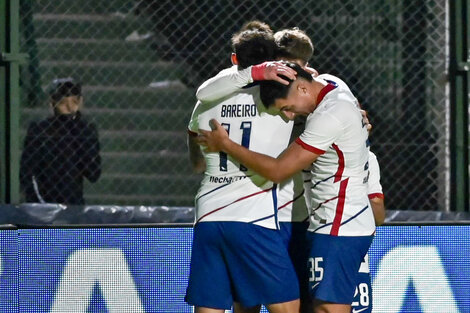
[197, 63, 375, 313]
[350, 151, 385, 313]
[196, 26, 380, 313]
[299, 73, 383, 313]
[185, 27, 300, 313]
[196, 27, 315, 313]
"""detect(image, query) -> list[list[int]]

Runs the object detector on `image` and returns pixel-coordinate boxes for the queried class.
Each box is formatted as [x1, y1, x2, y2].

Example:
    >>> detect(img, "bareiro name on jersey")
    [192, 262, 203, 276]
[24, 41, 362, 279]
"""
[189, 82, 293, 229]
[221, 104, 257, 117]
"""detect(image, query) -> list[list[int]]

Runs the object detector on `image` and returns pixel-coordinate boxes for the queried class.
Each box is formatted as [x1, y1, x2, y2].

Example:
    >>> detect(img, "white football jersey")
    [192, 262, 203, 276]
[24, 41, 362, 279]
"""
[298, 75, 375, 236]
[189, 84, 293, 229]
[277, 173, 309, 222]
[193, 65, 309, 224]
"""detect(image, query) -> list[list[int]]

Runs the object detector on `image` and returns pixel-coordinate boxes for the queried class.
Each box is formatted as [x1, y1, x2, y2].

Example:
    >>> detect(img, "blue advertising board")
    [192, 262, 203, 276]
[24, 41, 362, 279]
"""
[0, 228, 18, 312]
[370, 226, 469, 313]
[0, 225, 469, 312]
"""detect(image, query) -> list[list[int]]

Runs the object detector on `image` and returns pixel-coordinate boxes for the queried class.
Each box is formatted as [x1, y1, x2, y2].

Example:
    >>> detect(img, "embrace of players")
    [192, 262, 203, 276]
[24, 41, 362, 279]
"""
[186, 20, 385, 313]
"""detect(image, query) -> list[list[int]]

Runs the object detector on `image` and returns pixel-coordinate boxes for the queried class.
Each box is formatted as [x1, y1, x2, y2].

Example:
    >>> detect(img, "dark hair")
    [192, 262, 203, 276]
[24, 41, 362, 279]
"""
[239, 20, 273, 34]
[259, 62, 313, 108]
[274, 28, 314, 65]
[48, 78, 82, 103]
[231, 29, 276, 69]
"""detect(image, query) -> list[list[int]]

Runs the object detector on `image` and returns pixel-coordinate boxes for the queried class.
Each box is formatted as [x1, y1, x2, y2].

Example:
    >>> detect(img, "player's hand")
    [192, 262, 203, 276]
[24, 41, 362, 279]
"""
[304, 66, 319, 77]
[197, 119, 230, 153]
[251, 61, 297, 85]
[360, 109, 373, 133]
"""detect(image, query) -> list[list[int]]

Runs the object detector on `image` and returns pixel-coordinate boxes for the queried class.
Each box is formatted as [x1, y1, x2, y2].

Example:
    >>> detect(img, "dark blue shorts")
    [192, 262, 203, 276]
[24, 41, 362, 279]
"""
[185, 222, 299, 309]
[307, 233, 373, 304]
[351, 254, 372, 313]
[279, 221, 310, 303]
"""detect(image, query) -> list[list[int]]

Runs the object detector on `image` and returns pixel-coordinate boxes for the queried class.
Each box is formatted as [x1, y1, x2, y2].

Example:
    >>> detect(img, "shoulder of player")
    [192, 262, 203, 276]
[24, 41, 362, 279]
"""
[308, 98, 358, 131]
[315, 95, 353, 115]
[368, 151, 381, 170]
[192, 88, 259, 112]
[317, 73, 350, 90]
[306, 104, 343, 130]
[212, 65, 239, 76]
[368, 150, 378, 161]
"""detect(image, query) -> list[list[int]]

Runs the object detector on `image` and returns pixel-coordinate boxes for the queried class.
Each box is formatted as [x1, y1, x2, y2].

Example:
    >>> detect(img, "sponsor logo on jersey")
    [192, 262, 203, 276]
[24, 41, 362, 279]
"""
[209, 175, 247, 184]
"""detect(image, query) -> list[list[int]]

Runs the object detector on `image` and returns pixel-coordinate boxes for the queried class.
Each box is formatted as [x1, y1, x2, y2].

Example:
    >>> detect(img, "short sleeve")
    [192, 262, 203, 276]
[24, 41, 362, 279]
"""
[297, 109, 343, 153]
[367, 151, 384, 197]
[188, 101, 203, 133]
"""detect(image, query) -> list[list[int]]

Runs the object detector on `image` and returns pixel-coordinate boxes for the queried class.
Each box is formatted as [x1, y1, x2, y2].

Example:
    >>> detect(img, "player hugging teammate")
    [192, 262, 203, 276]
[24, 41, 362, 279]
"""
[187, 21, 385, 313]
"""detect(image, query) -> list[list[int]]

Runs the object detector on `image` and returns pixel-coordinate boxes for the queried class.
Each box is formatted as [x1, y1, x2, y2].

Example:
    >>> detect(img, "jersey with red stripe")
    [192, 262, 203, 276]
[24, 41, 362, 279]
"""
[188, 85, 293, 229]
[304, 152, 384, 214]
[298, 75, 375, 236]
[193, 65, 309, 224]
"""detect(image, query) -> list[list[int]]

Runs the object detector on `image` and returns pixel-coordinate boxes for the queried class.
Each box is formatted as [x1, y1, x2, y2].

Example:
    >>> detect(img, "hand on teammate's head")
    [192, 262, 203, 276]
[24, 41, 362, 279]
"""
[252, 61, 297, 85]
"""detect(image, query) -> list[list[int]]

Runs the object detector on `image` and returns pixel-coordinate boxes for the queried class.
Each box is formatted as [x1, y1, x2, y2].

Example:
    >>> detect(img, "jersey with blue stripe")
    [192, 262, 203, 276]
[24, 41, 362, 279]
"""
[194, 65, 310, 223]
[298, 74, 375, 236]
[188, 85, 293, 229]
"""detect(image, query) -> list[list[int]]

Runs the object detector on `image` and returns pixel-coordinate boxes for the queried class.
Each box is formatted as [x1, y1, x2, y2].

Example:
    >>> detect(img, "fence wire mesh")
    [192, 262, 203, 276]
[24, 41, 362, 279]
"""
[19, 0, 448, 210]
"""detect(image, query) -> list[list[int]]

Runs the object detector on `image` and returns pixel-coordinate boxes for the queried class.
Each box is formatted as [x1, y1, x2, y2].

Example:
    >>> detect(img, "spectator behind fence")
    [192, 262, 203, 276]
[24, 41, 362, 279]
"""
[20, 78, 101, 205]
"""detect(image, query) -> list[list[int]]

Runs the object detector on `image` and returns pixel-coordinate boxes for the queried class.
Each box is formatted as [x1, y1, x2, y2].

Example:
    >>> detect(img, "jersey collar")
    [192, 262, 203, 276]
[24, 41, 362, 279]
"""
[316, 81, 338, 105]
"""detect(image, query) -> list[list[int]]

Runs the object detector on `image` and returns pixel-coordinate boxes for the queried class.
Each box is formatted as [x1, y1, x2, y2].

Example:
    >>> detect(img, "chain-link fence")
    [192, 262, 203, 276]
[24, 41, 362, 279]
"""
[18, 0, 448, 210]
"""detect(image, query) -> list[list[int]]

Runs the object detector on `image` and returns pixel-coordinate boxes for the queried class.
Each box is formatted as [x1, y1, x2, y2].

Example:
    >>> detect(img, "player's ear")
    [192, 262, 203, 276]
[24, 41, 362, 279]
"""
[297, 81, 308, 95]
[231, 53, 238, 65]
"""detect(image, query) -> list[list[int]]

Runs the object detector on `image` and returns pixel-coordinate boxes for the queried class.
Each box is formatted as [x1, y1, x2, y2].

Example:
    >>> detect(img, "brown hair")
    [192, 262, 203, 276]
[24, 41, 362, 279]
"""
[274, 28, 314, 65]
[231, 29, 276, 69]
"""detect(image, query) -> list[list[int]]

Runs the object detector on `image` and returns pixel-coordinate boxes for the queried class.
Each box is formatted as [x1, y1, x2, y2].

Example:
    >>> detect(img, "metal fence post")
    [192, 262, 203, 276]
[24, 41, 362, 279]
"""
[449, 0, 470, 212]
[0, 0, 27, 203]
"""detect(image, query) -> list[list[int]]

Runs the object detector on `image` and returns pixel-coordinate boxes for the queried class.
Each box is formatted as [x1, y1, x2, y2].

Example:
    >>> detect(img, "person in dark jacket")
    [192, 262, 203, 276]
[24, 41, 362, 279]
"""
[20, 78, 101, 205]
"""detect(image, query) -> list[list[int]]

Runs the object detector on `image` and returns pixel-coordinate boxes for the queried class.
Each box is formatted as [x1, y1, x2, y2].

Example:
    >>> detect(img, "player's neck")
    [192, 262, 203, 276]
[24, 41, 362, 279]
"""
[311, 78, 329, 106]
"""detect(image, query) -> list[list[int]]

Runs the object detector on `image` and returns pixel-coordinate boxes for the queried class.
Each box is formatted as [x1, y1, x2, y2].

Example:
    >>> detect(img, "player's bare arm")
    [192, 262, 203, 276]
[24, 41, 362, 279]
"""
[197, 118, 318, 183]
[187, 132, 206, 173]
[370, 196, 385, 226]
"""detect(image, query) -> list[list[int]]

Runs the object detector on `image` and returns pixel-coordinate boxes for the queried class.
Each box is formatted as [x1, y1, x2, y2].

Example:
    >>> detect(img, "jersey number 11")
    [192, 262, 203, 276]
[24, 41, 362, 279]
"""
[219, 121, 252, 171]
